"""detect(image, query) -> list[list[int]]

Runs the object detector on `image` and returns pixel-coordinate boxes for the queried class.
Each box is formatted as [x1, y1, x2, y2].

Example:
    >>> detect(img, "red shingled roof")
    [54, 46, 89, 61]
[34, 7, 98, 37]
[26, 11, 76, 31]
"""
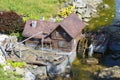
[22, 13, 85, 39]
[22, 20, 58, 39]
[60, 13, 85, 38]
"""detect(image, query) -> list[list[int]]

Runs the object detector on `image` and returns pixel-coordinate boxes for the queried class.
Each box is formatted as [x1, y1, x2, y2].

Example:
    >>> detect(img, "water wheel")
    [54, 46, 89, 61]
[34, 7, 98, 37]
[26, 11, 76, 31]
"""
[77, 35, 88, 59]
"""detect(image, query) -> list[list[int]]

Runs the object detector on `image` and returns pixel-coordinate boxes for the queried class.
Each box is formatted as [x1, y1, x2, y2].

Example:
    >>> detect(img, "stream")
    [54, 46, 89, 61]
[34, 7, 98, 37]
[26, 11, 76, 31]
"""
[103, 0, 120, 66]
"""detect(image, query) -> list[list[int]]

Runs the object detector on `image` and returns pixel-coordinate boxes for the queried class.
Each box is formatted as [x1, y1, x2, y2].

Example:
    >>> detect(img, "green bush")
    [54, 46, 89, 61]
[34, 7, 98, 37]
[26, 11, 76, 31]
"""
[0, 65, 22, 80]
[10, 32, 23, 40]
[7, 60, 26, 68]
[58, 6, 75, 18]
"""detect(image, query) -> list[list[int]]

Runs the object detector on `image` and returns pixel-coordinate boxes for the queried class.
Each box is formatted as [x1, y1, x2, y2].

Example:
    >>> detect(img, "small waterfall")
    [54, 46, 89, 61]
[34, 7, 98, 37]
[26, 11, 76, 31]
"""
[112, 0, 120, 24]
[115, 0, 120, 20]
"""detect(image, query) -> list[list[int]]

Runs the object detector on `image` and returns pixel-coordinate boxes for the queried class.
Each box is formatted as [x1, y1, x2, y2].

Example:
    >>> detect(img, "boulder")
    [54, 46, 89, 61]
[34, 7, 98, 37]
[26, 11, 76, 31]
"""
[94, 66, 120, 79]
[85, 58, 99, 65]
[15, 67, 25, 75]
[35, 74, 47, 80]
[0, 34, 9, 45]
[102, 4, 110, 9]
[0, 55, 6, 65]
[3, 65, 13, 71]
[30, 66, 47, 76]
[23, 71, 35, 80]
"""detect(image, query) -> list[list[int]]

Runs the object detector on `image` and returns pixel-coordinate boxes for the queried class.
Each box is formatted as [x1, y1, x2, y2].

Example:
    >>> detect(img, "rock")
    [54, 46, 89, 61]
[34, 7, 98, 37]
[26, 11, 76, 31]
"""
[30, 66, 47, 77]
[85, 58, 99, 65]
[15, 67, 25, 75]
[15, 67, 36, 80]
[0, 34, 9, 45]
[73, 0, 103, 22]
[10, 36, 18, 43]
[32, 65, 38, 69]
[94, 66, 120, 79]
[3, 65, 12, 71]
[35, 74, 47, 80]
[28, 66, 47, 80]
[65, 74, 70, 78]
[102, 4, 110, 9]
[23, 71, 35, 80]
[83, 18, 90, 22]
[0, 55, 6, 64]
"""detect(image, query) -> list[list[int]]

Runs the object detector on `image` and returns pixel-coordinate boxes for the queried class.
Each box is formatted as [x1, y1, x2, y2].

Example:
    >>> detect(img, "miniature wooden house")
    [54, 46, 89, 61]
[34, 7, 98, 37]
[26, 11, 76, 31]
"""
[22, 13, 85, 52]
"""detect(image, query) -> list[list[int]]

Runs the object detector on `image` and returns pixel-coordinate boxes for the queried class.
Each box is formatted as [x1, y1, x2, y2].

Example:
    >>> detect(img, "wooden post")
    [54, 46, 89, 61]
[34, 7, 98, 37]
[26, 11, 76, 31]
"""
[17, 31, 43, 58]
[50, 42, 52, 50]
[41, 32, 44, 58]
[19, 44, 22, 58]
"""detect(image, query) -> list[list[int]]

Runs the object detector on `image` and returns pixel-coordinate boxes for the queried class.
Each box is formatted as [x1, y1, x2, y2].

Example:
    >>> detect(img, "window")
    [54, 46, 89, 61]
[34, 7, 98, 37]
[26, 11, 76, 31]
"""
[59, 41, 65, 48]
[56, 32, 59, 37]
[63, 32, 67, 37]
[30, 21, 37, 28]
[58, 41, 69, 48]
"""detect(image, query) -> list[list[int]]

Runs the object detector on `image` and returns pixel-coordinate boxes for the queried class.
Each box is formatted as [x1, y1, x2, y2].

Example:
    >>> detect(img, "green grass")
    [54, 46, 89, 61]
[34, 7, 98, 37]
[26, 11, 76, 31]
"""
[0, 0, 60, 21]
[85, 0, 115, 31]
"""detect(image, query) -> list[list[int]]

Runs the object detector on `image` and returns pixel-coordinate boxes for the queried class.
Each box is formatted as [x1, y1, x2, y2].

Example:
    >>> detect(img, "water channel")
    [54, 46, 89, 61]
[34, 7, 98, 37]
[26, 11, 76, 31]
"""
[103, 0, 120, 66]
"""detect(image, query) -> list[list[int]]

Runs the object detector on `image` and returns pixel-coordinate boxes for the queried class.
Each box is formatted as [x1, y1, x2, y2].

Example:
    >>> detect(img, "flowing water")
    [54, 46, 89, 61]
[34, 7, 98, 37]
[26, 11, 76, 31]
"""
[114, 0, 120, 20]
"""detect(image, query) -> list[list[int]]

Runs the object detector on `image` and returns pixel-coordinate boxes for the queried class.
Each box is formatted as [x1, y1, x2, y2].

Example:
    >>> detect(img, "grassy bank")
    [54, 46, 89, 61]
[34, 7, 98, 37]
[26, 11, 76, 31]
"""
[0, 0, 60, 21]
[86, 0, 115, 31]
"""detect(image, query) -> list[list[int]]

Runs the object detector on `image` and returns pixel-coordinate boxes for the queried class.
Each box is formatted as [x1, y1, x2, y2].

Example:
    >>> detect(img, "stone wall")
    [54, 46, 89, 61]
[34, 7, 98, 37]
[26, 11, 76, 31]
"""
[73, 0, 103, 22]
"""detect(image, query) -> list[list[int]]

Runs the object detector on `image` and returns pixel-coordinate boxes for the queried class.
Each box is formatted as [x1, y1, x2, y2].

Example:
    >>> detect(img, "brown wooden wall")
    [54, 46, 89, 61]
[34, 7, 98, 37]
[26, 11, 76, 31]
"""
[51, 39, 72, 52]
[50, 26, 73, 52]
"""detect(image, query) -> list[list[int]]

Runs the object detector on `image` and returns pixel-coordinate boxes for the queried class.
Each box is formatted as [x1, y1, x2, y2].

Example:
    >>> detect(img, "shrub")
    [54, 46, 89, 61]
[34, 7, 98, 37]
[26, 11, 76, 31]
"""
[10, 32, 23, 40]
[7, 60, 26, 68]
[0, 11, 25, 34]
[58, 6, 75, 18]
[0, 65, 22, 80]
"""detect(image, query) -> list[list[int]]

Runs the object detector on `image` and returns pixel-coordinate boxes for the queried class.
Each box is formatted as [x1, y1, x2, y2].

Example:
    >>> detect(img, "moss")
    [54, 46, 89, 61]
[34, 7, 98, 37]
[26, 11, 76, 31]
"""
[72, 58, 93, 80]
[85, 0, 115, 31]
[72, 58, 105, 80]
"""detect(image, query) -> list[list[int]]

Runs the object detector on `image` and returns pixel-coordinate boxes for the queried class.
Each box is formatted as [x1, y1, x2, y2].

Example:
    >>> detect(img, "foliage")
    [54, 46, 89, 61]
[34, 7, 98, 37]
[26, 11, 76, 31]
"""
[55, 17, 62, 22]
[0, 65, 22, 80]
[7, 60, 26, 68]
[0, 11, 24, 34]
[10, 32, 23, 39]
[0, 0, 60, 21]
[58, 6, 75, 18]
[85, 0, 115, 31]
